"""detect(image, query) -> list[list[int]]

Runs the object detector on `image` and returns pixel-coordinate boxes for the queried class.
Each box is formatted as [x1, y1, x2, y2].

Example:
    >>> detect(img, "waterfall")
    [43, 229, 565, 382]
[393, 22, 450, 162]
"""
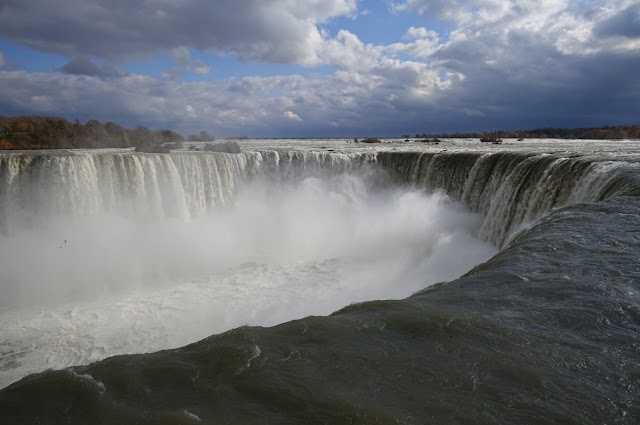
[0, 152, 269, 235]
[1, 149, 638, 245]
[376, 151, 640, 246]
[1, 146, 639, 392]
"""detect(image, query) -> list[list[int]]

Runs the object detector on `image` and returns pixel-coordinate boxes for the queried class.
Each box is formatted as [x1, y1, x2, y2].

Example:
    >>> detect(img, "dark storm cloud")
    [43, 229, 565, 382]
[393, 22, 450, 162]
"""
[387, 0, 640, 132]
[59, 57, 120, 78]
[595, 3, 640, 38]
[427, 52, 640, 132]
[0, 0, 638, 136]
[0, 0, 357, 65]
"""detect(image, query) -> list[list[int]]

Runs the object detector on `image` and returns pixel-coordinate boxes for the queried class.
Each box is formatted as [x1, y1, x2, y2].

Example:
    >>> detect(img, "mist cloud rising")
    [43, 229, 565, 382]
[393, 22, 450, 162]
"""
[0, 171, 497, 388]
[0, 174, 496, 309]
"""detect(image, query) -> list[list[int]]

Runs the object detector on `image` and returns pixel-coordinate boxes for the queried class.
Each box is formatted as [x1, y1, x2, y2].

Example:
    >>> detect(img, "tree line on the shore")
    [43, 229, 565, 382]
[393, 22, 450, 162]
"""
[0, 116, 215, 150]
[2, 115, 640, 151]
[408, 124, 640, 140]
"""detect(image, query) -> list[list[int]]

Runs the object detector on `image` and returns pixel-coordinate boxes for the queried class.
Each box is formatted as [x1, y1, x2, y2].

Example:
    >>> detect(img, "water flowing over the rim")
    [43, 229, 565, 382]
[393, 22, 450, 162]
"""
[0, 147, 499, 388]
[376, 150, 640, 246]
[1, 148, 638, 247]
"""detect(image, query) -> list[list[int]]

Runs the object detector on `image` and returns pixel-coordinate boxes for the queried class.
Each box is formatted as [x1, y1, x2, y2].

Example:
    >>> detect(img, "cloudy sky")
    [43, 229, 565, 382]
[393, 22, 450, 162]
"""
[0, 0, 639, 137]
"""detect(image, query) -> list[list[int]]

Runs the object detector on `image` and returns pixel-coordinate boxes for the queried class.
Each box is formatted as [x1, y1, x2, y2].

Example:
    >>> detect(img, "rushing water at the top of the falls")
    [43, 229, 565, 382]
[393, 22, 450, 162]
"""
[239, 137, 640, 158]
[2, 137, 639, 252]
[4, 136, 638, 156]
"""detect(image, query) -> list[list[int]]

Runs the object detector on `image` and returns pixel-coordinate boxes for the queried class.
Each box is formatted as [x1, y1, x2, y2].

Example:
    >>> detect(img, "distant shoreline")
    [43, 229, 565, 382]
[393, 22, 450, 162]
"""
[1, 115, 639, 150]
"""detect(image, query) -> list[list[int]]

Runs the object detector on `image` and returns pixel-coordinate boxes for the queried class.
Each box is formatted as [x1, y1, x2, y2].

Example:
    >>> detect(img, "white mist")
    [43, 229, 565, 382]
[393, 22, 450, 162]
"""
[0, 172, 496, 389]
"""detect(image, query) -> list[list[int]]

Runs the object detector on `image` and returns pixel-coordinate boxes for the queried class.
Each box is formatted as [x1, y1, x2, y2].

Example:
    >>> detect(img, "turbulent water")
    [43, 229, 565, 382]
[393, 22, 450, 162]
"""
[0, 139, 639, 424]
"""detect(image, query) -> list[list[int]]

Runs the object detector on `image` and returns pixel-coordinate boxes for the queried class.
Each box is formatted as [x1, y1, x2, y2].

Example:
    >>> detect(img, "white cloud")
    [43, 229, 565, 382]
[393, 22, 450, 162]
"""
[0, 67, 459, 137]
[394, 0, 640, 58]
[0, 0, 358, 65]
[284, 111, 303, 121]
[387, 38, 442, 59]
[403, 26, 438, 40]
[320, 30, 385, 70]
[169, 48, 212, 75]
[192, 60, 211, 75]
[4, 50, 638, 137]
[171, 47, 192, 68]
[161, 70, 181, 82]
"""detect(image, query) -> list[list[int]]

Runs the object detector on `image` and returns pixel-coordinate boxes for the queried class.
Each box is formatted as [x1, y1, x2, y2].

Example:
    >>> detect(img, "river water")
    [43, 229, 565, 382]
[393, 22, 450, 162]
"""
[0, 139, 638, 424]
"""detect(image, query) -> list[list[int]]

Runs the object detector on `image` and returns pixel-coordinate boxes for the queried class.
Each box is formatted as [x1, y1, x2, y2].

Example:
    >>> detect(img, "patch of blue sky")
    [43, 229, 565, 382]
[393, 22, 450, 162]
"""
[121, 55, 174, 79]
[323, 1, 451, 44]
[0, 4, 450, 82]
[0, 41, 66, 73]
[122, 50, 338, 83]
[186, 56, 336, 81]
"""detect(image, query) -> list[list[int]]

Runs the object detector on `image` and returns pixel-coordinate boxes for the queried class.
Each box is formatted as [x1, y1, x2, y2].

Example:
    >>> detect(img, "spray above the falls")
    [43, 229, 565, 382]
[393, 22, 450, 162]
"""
[0, 150, 497, 388]
[0, 148, 636, 306]
[0, 151, 494, 309]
